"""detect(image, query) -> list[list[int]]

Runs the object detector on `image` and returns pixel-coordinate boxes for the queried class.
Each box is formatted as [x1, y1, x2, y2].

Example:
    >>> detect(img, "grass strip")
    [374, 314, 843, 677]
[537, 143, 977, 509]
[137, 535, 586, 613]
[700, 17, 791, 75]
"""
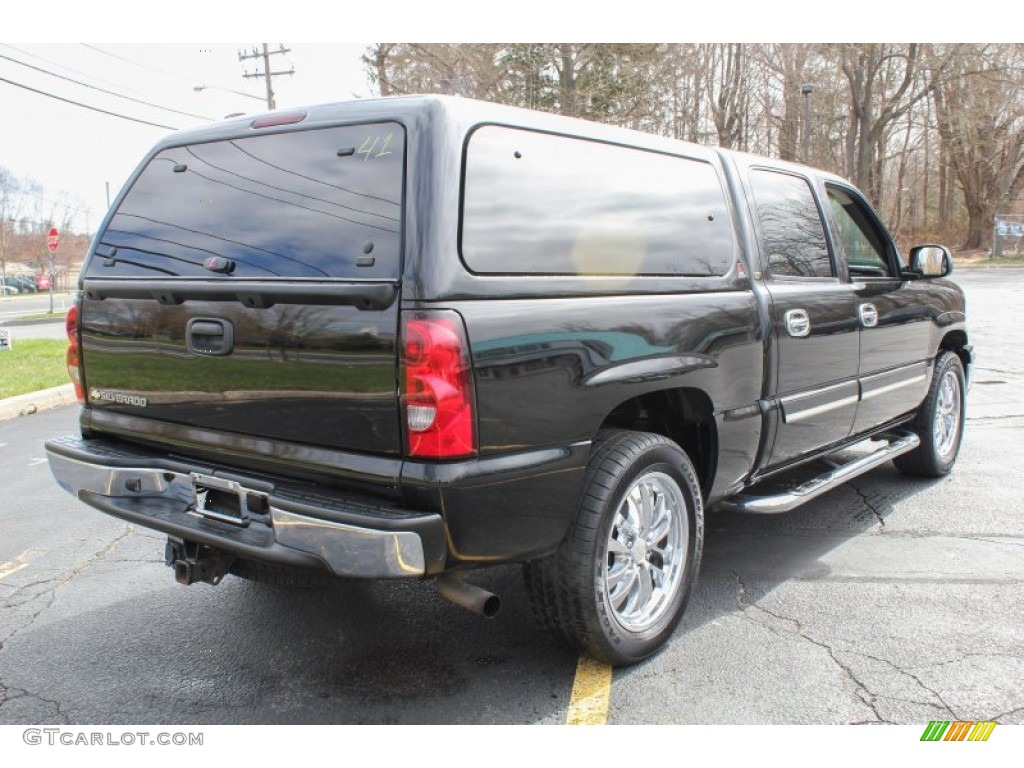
[0, 338, 68, 399]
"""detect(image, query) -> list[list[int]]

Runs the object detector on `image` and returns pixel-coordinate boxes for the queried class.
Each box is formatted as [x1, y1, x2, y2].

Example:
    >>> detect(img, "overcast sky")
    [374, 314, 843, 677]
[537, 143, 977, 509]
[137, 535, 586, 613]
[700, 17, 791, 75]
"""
[1, 43, 372, 232]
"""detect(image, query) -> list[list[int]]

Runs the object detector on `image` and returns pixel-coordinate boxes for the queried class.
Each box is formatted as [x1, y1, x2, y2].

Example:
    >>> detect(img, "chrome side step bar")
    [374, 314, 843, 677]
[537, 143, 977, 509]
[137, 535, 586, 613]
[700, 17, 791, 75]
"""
[718, 432, 920, 514]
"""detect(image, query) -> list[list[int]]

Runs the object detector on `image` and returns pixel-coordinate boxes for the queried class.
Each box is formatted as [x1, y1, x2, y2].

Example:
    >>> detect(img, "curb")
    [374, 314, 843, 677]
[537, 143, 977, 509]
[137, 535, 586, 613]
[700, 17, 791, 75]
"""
[0, 384, 76, 423]
[0, 316, 65, 328]
[955, 262, 1024, 270]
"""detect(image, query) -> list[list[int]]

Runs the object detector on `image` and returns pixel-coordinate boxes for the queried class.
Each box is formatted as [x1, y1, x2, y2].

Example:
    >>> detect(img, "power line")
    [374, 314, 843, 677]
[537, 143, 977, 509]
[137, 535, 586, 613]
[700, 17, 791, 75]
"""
[80, 43, 200, 84]
[3, 186, 90, 229]
[14, 187, 82, 212]
[0, 75, 178, 130]
[0, 53, 214, 122]
[0, 43, 175, 102]
[79, 44, 266, 106]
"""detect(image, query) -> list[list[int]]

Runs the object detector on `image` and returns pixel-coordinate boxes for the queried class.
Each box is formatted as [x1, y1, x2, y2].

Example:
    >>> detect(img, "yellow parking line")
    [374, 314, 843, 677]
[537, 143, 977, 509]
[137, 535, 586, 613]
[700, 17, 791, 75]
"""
[566, 656, 613, 725]
[0, 549, 43, 581]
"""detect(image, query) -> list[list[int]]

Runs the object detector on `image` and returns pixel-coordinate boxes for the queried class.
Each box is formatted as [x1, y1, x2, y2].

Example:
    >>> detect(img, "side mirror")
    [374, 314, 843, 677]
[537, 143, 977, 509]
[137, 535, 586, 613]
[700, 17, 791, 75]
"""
[909, 245, 953, 278]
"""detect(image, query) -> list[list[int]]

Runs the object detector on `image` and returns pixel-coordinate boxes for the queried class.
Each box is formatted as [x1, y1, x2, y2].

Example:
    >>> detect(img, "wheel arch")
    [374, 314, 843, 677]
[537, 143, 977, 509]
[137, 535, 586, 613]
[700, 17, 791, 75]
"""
[597, 387, 717, 498]
[939, 329, 972, 379]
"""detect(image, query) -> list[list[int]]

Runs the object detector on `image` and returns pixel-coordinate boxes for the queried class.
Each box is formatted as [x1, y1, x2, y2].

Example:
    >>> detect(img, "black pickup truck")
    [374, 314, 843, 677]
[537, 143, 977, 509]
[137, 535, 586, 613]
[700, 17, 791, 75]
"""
[46, 95, 971, 665]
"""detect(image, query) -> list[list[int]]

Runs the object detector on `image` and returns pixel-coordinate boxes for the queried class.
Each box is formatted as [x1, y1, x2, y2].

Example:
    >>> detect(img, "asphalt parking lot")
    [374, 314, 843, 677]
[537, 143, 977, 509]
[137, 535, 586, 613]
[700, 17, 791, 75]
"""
[0, 267, 1021, 725]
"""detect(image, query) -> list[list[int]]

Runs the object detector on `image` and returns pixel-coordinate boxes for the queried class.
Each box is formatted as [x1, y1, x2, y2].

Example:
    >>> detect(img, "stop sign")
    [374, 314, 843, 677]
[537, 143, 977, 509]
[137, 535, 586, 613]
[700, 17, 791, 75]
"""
[47, 227, 59, 254]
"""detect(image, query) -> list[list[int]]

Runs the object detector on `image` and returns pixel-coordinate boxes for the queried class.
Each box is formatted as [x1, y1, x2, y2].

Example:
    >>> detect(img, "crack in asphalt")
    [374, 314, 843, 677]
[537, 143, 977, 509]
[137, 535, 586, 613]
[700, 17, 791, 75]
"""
[27, 691, 71, 725]
[991, 706, 1024, 721]
[966, 413, 1024, 422]
[724, 571, 1015, 723]
[731, 570, 891, 724]
[729, 576, 1024, 722]
[848, 481, 886, 530]
[0, 642, 7, 708]
[0, 683, 24, 709]
[957, 536, 1024, 549]
[1, 525, 135, 639]
[0, 524, 134, 719]
[2, 577, 64, 610]
[0, 681, 70, 724]
[905, 651, 1024, 671]
[844, 649, 957, 718]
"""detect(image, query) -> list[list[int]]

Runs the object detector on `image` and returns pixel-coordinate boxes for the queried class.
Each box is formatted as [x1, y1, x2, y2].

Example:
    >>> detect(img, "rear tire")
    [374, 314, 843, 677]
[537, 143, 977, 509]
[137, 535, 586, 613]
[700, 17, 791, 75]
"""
[894, 351, 966, 477]
[525, 430, 704, 666]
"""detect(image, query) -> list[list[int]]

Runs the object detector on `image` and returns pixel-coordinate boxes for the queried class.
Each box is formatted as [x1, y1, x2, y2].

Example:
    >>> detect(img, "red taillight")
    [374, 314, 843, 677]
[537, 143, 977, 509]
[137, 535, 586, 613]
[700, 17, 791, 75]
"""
[65, 305, 84, 403]
[65, 304, 78, 343]
[401, 311, 476, 459]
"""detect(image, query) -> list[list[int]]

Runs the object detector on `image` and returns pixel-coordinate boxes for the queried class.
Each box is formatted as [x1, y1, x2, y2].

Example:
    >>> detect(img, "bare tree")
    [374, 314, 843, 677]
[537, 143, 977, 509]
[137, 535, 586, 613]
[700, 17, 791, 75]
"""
[363, 44, 505, 100]
[836, 43, 939, 204]
[757, 44, 812, 162]
[659, 44, 710, 143]
[359, 42, 1024, 252]
[366, 43, 396, 96]
[931, 44, 1024, 250]
[0, 166, 24, 283]
[705, 43, 748, 149]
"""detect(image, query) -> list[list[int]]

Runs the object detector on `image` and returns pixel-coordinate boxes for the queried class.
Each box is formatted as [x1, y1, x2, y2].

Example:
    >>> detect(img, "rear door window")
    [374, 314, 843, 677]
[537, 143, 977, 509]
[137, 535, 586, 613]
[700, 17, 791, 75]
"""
[749, 169, 834, 279]
[87, 122, 404, 280]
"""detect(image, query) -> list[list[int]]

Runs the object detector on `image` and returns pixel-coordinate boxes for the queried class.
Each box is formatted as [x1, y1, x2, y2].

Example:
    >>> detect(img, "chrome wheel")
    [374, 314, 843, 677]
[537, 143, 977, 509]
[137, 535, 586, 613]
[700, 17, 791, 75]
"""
[526, 431, 703, 665]
[604, 471, 688, 633]
[933, 369, 962, 460]
[894, 352, 967, 478]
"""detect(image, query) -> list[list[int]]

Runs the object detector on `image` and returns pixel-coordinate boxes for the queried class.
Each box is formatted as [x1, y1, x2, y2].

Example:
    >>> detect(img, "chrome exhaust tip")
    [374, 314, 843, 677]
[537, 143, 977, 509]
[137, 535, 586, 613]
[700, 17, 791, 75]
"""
[436, 572, 501, 619]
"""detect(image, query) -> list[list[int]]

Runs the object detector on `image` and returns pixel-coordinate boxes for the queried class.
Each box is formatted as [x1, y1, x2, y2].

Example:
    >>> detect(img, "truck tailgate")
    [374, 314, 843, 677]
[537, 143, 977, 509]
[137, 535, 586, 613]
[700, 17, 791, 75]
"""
[79, 120, 406, 457]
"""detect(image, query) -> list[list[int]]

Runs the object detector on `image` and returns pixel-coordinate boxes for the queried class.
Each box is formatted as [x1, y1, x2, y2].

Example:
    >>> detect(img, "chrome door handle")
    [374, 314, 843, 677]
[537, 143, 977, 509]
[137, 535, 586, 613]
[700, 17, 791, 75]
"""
[784, 309, 810, 337]
[858, 303, 879, 328]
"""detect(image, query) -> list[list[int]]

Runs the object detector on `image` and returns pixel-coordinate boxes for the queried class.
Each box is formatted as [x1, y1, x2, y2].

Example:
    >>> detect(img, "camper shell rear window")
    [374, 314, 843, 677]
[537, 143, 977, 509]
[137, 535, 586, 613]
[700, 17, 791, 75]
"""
[87, 122, 405, 280]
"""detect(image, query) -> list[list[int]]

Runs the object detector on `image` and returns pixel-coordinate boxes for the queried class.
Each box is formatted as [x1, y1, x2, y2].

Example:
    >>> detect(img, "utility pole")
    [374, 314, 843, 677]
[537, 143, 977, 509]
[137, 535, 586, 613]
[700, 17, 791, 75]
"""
[239, 44, 294, 110]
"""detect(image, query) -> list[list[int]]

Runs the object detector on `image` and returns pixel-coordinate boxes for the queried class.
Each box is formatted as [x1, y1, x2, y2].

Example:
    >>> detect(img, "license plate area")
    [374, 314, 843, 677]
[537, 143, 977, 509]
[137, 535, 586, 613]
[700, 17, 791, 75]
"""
[189, 473, 269, 528]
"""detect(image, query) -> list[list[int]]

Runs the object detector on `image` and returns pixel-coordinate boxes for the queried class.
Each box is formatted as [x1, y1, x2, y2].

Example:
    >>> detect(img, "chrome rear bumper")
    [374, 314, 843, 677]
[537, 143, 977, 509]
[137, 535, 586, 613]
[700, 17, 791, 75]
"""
[46, 436, 443, 578]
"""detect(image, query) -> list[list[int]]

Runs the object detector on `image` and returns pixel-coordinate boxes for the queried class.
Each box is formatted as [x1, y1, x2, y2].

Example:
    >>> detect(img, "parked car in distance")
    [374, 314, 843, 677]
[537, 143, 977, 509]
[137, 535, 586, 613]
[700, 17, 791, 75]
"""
[17, 275, 39, 293]
[6, 275, 38, 294]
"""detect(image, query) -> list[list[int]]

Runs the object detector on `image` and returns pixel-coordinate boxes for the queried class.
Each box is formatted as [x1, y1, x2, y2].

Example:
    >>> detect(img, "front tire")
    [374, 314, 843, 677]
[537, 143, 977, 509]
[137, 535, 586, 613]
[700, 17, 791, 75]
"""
[525, 431, 704, 666]
[894, 351, 966, 477]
